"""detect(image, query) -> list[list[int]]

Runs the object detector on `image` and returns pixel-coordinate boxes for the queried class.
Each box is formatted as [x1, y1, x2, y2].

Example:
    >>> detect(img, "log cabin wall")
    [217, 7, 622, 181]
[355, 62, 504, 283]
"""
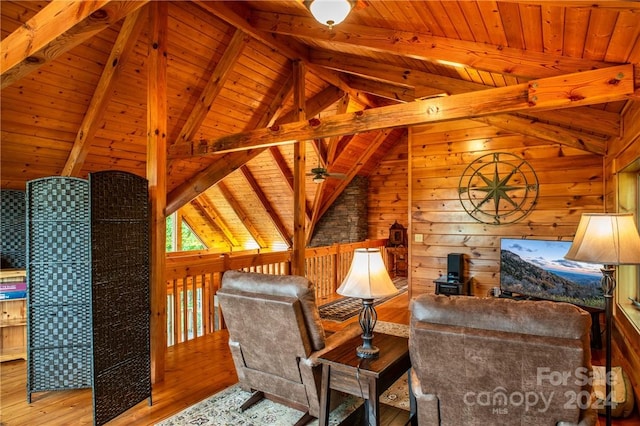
[604, 105, 640, 403]
[408, 119, 604, 298]
[367, 131, 410, 242]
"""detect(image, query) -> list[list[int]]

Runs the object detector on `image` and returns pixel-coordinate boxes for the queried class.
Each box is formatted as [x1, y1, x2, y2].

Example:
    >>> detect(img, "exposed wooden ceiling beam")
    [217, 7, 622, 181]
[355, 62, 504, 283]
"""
[250, 10, 618, 79]
[268, 146, 313, 222]
[194, 0, 378, 108]
[174, 29, 248, 145]
[292, 60, 307, 276]
[343, 75, 418, 103]
[169, 65, 634, 158]
[190, 195, 239, 248]
[1, 0, 147, 89]
[165, 85, 344, 214]
[62, 7, 146, 177]
[471, 115, 607, 155]
[327, 94, 350, 166]
[310, 49, 622, 137]
[240, 166, 292, 247]
[217, 182, 267, 249]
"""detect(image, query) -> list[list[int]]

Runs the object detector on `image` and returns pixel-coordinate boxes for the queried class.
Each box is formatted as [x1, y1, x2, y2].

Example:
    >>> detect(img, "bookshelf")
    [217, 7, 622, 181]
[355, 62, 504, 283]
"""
[0, 269, 27, 362]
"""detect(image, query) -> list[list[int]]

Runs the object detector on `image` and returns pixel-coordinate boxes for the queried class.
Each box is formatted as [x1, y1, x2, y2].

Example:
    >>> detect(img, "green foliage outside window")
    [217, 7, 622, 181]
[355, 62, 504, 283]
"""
[165, 214, 207, 252]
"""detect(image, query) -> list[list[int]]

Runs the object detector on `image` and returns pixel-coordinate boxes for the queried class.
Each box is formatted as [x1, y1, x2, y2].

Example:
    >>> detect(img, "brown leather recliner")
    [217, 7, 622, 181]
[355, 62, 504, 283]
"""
[409, 294, 598, 426]
[217, 270, 361, 426]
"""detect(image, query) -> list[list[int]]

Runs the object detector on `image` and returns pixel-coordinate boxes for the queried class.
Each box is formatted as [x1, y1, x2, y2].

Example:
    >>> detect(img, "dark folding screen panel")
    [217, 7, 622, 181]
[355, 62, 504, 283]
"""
[1, 189, 26, 268]
[25, 173, 151, 425]
[26, 177, 93, 401]
[90, 171, 151, 425]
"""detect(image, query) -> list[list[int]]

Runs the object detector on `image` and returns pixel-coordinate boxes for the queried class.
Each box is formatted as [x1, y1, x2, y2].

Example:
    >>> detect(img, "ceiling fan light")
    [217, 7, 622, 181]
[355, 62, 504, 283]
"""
[313, 175, 326, 183]
[308, 0, 353, 28]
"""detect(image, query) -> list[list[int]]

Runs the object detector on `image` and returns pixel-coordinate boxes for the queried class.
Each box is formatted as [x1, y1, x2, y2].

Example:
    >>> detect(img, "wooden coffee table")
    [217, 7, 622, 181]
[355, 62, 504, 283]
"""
[317, 332, 413, 426]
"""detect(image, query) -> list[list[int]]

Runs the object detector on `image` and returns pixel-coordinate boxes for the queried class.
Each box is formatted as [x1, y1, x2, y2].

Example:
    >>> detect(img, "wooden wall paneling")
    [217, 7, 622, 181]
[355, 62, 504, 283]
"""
[409, 120, 605, 298]
[367, 133, 409, 242]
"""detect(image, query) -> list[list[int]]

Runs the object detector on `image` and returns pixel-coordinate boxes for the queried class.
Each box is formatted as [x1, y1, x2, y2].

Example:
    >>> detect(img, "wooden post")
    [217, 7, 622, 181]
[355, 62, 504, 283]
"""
[292, 60, 306, 276]
[147, 1, 168, 384]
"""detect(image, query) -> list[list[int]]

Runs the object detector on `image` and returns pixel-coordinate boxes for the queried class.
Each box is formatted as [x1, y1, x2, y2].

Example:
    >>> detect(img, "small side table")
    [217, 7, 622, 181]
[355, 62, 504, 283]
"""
[317, 332, 413, 426]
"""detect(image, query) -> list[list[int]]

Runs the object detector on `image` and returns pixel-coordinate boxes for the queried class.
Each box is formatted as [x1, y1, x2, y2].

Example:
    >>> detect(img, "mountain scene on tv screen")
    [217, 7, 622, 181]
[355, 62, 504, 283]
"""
[501, 249, 604, 308]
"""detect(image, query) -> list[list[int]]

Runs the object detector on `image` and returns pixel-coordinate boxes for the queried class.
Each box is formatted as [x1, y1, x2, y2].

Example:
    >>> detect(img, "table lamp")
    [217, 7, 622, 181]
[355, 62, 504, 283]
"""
[337, 248, 398, 358]
[564, 213, 640, 426]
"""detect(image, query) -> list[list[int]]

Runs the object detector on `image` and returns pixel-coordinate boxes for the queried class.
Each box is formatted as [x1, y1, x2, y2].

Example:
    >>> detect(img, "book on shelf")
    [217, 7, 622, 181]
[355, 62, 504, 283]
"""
[0, 269, 26, 283]
[0, 282, 26, 292]
[0, 291, 26, 300]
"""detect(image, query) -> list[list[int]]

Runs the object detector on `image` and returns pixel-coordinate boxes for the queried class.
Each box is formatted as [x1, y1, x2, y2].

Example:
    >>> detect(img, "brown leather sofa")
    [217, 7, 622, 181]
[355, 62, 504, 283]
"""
[409, 294, 597, 425]
[217, 270, 361, 426]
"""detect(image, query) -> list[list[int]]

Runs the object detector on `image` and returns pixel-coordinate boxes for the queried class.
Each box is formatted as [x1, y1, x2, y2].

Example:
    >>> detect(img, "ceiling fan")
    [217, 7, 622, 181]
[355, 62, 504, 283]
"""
[307, 167, 347, 183]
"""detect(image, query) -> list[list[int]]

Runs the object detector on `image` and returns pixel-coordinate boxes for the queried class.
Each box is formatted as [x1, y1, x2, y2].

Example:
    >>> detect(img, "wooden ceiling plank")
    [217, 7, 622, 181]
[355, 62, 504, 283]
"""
[563, 7, 590, 57]
[477, 1, 509, 46]
[175, 29, 248, 145]
[472, 114, 607, 155]
[194, 0, 376, 108]
[583, 9, 620, 61]
[217, 182, 267, 249]
[344, 74, 419, 103]
[191, 195, 239, 247]
[519, 3, 544, 52]
[249, 10, 615, 79]
[606, 9, 640, 63]
[165, 84, 344, 214]
[62, 7, 146, 177]
[240, 166, 292, 247]
[519, 107, 621, 137]
[1, 1, 148, 89]
[170, 65, 634, 157]
[458, 1, 492, 44]
[542, 5, 565, 56]
[268, 145, 312, 222]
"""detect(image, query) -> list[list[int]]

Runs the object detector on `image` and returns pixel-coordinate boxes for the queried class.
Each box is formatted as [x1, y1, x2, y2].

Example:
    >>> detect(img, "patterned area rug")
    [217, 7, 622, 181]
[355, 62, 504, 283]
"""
[156, 322, 410, 426]
[318, 277, 408, 322]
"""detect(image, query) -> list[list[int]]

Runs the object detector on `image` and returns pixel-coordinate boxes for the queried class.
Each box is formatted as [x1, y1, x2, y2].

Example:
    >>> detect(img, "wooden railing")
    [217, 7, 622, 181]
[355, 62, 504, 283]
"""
[164, 239, 387, 346]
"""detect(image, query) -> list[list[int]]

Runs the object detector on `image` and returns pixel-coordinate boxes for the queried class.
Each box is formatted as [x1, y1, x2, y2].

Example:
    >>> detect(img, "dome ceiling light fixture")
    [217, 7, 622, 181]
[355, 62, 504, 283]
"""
[304, 0, 356, 29]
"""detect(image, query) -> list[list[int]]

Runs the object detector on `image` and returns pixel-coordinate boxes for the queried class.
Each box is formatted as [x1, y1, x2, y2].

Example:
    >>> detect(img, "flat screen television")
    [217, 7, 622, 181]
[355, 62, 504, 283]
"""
[500, 238, 605, 309]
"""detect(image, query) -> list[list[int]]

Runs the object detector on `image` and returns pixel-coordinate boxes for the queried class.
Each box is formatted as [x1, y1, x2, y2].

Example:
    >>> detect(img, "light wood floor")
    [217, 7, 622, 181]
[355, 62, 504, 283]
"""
[1, 292, 639, 426]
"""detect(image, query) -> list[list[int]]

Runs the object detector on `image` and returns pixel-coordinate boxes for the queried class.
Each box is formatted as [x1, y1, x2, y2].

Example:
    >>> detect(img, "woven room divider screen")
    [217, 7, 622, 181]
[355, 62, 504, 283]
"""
[26, 172, 151, 426]
[1, 189, 26, 269]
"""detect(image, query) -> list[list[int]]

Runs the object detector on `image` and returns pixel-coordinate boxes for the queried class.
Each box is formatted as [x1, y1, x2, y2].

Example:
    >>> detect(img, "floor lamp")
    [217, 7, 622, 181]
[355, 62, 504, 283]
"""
[564, 213, 640, 426]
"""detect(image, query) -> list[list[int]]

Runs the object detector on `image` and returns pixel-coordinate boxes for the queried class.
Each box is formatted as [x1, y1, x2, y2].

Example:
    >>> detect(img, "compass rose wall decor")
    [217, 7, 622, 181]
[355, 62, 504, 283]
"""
[458, 152, 539, 225]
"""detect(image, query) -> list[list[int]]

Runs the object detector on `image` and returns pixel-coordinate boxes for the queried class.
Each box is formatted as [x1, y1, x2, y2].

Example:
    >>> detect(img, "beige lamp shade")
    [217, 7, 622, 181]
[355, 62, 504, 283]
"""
[337, 248, 398, 299]
[565, 213, 640, 265]
[308, 0, 353, 27]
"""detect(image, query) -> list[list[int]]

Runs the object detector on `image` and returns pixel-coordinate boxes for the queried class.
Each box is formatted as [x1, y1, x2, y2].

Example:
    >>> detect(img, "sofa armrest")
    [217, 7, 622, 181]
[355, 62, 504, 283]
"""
[410, 369, 440, 425]
[303, 322, 363, 368]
